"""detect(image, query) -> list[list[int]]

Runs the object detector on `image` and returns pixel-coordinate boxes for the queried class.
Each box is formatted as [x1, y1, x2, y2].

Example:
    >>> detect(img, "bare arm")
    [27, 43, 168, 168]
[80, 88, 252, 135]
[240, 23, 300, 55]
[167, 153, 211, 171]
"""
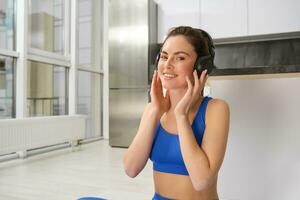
[174, 71, 230, 191]
[123, 103, 161, 178]
[176, 99, 230, 191]
[123, 71, 170, 178]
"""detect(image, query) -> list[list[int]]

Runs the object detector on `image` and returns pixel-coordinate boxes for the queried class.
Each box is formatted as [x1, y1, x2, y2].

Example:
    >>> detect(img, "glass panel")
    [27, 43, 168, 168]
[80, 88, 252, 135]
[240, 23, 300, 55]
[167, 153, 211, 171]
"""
[77, 0, 103, 70]
[77, 70, 102, 138]
[0, 0, 15, 50]
[27, 61, 68, 116]
[28, 0, 65, 54]
[0, 55, 14, 118]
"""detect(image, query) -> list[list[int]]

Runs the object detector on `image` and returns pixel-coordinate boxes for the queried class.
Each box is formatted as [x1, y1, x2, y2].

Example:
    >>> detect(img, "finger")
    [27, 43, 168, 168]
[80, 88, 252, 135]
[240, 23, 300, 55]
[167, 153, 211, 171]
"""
[185, 76, 193, 96]
[202, 73, 209, 87]
[205, 73, 209, 83]
[193, 70, 199, 85]
[151, 71, 161, 98]
[183, 76, 193, 111]
[156, 70, 159, 81]
[156, 71, 163, 89]
[198, 70, 208, 91]
[153, 71, 165, 100]
[165, 88, 169, 96]
[199, 69, 207, 84]
[165, 89, 170, 102]
[155, 71, 163, 90]
[193, 70, 199, 94]
[151, 70, 157, 90]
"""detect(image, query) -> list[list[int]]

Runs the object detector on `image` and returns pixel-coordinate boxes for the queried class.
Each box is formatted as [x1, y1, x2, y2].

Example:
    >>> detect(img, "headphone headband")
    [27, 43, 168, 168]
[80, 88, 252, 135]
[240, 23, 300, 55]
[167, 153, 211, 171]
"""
[194, 28, 215, 61]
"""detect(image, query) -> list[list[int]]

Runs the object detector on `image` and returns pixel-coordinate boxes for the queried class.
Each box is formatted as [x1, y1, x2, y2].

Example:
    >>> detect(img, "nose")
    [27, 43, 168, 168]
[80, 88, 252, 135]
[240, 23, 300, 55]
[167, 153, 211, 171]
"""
[164, 57, 174, 69]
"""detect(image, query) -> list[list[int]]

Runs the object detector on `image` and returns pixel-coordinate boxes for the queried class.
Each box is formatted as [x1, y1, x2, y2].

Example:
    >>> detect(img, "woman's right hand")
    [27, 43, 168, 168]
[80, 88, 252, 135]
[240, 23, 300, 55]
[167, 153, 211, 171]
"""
[150, 70, 170, 117]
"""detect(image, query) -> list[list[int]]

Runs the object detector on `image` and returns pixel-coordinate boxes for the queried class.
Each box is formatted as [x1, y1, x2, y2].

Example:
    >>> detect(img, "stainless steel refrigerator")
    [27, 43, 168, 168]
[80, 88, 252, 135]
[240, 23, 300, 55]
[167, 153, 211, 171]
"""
[109, 0, 157, 147]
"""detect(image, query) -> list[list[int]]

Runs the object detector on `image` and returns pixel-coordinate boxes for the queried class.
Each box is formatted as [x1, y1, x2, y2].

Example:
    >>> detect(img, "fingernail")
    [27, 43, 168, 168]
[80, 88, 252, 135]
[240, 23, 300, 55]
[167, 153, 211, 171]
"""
[204, 69, 207, 73]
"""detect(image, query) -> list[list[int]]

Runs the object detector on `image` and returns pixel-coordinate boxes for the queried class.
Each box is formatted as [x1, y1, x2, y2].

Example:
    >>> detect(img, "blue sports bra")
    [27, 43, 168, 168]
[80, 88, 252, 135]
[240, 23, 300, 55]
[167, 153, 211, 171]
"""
[149, 96, 212, 176]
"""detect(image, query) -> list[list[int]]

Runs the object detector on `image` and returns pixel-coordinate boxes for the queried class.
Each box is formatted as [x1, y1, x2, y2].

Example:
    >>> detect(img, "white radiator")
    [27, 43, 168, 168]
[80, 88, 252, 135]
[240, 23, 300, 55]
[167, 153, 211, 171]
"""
[0, 115, 86, 155]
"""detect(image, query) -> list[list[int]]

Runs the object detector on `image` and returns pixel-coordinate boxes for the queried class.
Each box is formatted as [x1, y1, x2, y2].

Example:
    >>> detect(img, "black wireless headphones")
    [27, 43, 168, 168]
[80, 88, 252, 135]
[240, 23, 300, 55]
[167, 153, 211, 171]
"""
[155, 28, 215, 75]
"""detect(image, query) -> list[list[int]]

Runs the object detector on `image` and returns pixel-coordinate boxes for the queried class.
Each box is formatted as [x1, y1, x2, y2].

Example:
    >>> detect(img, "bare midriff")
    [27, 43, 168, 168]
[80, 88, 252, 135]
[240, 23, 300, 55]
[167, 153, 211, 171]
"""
[153, 171, 219, 200]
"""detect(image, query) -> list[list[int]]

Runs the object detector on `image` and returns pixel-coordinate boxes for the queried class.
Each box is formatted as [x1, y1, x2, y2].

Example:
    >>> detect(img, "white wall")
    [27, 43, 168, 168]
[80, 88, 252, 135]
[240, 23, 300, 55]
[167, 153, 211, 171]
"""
[208, 75, 300, 200]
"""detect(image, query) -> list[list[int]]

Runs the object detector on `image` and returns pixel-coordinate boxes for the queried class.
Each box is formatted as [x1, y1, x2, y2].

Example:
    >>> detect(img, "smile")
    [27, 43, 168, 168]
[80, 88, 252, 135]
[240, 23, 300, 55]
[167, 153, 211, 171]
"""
[163, 73, 178, 80]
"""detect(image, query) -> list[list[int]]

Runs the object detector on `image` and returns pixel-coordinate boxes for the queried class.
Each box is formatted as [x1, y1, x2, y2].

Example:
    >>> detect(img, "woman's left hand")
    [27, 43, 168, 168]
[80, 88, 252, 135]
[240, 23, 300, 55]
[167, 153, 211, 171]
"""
[174, 69, 208, 117]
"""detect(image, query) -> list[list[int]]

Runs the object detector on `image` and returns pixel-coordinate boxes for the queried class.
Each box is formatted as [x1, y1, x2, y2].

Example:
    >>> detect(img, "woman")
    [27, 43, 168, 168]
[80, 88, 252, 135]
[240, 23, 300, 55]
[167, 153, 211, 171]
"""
[123, 26, 230, 200]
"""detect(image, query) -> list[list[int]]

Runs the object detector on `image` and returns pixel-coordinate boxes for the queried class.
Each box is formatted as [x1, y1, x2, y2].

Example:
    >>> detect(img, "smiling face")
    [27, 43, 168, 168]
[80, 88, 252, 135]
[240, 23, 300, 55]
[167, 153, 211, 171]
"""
[158, 35, 197, 90]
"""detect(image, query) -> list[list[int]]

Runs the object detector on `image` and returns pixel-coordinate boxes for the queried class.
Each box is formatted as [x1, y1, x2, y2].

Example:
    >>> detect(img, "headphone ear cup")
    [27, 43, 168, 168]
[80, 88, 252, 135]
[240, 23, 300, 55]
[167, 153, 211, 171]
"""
[194, 28, 216, 72]
[194, 58, 201, 78]
[195, 55, 212, 74]
[194, 56, 204, 73]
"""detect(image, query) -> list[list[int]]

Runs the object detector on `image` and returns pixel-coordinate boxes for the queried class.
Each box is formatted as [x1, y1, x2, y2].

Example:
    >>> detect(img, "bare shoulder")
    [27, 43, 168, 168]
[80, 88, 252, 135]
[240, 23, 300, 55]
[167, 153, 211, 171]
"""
[208, 98, 229, 111]
[206, 98, 230, 121]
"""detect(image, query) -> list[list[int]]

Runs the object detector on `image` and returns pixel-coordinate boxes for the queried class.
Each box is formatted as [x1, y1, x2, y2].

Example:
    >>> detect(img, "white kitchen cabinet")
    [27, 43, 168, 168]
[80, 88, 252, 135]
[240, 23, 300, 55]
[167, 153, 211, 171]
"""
[154, 0, 201, 42]
[248, 0, 300, 35]
[200, 0, 248, 39]
[156, 0, 300, 40]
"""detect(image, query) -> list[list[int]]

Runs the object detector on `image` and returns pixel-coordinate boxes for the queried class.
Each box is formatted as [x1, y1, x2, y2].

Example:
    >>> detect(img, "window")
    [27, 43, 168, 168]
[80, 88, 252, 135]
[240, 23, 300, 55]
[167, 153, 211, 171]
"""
[0, 0, 106, 141]
[28, 0, 65, 54]
[0, 55, 15, 118]
[0, 0, 15, 119]
[0, 0, 14, 50]
[77, 0, 104, 138]
[27, 0, 69, 117]
[77, 0, 103, 70]
[27, 61, 68, 116]
[77, 70, 102, 138]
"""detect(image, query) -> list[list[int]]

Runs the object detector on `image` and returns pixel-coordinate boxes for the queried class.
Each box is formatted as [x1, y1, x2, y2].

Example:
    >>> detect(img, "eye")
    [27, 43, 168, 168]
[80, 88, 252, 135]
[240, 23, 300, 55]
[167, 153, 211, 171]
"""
[176, 56, 185, 61]
[160, 55, 168, 60]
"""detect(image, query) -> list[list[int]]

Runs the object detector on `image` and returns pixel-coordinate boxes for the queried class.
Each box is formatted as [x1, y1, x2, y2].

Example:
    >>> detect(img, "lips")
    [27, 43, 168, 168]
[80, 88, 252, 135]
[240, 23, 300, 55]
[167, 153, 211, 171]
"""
[163, 73, 178, 80]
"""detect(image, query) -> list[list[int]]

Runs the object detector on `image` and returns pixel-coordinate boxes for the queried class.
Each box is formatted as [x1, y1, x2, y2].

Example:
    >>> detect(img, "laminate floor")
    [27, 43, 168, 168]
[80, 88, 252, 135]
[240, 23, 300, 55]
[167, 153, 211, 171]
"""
[0, 140, 154, 200]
